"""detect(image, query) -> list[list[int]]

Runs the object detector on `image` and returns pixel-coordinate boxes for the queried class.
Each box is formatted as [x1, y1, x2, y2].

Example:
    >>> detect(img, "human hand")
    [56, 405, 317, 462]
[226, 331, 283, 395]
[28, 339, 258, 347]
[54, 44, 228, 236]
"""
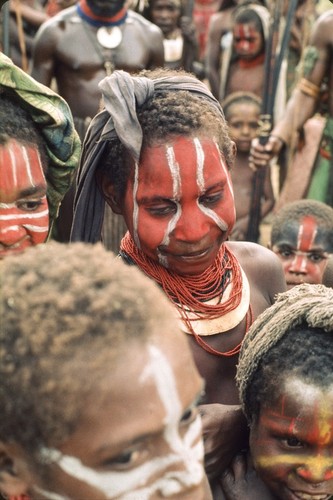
[199, 404, 249, 481]
[218, 452, 274, 500]
[180, 16, 197, 45]
[249, 135, 284, 171]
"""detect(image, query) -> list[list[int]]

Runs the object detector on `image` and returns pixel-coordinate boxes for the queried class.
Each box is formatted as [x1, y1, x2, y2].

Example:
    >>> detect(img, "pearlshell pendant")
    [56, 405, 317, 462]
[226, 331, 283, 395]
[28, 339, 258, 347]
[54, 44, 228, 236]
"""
[97, 26, 122, 49]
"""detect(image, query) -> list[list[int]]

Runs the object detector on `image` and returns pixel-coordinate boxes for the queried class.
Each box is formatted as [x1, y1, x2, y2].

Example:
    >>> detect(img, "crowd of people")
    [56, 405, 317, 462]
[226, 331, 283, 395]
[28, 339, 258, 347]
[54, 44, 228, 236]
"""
[0, 0, 333, 499]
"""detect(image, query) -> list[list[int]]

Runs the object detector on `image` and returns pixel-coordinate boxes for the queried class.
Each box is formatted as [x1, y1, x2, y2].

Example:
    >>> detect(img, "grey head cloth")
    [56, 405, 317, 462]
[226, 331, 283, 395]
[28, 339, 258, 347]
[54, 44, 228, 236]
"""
[70, 70, 225, 243]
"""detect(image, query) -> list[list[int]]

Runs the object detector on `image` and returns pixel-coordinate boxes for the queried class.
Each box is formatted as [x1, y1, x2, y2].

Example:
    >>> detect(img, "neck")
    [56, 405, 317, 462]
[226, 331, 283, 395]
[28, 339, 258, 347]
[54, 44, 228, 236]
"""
[238, 53, 265, 69]
[77, 0, 127, 27]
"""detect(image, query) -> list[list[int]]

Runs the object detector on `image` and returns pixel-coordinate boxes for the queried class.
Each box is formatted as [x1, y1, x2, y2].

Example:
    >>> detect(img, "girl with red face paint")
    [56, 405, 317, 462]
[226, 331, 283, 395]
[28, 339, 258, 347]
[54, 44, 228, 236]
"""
[71, 68, 286, 483]
[0, 52, 80, 259]
[217, 284, 333, 500]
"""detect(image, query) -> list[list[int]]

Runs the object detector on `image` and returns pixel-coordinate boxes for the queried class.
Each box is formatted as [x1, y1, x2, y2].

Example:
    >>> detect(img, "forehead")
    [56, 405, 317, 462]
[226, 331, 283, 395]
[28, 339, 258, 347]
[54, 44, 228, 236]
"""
[262, 377, 333, 429]
[233, 22, 260, 36]
[227, 101, 260, 119]
[0, 139, 45, 194]
[274, 215, 332, 250]
[152, 0, 181, 8]
[137, 136, 228, 188]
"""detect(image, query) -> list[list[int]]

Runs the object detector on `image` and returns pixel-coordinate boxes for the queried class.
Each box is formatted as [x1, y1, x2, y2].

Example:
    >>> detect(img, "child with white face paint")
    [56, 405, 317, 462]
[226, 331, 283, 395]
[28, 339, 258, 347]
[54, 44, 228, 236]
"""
[0, 241, 212, 500]
[70, 68, 286, 482]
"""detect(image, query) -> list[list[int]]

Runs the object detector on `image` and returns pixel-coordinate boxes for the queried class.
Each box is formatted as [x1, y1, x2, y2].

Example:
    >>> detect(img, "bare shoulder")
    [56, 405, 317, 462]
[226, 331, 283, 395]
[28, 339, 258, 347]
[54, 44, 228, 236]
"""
[312, 9, 333, 42]
[127, 10, 163, 35]
[34, 5, 77, 37]
[226, 241, 286, 302]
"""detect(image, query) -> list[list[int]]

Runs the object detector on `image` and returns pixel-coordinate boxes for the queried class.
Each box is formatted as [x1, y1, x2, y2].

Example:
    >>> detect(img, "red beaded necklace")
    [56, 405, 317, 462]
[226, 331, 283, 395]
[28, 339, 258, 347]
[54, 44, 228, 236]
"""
[120, 233, 253, 356]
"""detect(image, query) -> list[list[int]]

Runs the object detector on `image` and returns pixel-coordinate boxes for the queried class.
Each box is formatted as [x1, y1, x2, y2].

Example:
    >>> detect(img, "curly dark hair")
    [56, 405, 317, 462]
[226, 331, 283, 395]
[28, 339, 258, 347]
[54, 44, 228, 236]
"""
[271, 199, 333, 249]
[246, 325, 333, 422]
[98, 68, 235, 201]
[0, 92, 48, 171]
[0, 241, 175, 455]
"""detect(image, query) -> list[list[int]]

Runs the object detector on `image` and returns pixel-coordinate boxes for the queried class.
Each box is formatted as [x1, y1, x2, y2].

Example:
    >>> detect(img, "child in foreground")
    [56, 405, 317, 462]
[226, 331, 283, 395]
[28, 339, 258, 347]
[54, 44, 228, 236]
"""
[217, 283, 333, 499]
[0, 241, 211, 500]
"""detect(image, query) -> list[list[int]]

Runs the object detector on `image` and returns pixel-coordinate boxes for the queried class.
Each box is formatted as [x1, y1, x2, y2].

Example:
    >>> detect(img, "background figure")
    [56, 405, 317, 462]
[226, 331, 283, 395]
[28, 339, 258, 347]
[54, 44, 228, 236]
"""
[205, 0, 267, 100]
[250, 9, 333, 208]
[0, 241, 212, 499]
[223, 91, 274, 241]
[145, 0, 203, 77]
[214, 2, 270, 102]
[70, 68, 286, 482]
[7, 0, 48, 71]
[268, 199, 333, 289]
[219, 284, 333, 499]
[45, 0, 77, 16]
[0, 52, 80, 259]
[30, 0, 164, 245]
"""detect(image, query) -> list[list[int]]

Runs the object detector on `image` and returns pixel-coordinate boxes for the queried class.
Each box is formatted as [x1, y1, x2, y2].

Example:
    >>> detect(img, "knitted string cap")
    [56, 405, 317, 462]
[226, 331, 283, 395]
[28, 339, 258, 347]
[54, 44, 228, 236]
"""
[0, 53, 81, 236]
[236, 283, 333, 421]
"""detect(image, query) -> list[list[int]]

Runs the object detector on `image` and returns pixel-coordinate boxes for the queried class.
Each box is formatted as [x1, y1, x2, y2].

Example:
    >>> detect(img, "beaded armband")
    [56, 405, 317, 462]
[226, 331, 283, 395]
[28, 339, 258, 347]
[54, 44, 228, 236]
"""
[298, 78, 320, 100]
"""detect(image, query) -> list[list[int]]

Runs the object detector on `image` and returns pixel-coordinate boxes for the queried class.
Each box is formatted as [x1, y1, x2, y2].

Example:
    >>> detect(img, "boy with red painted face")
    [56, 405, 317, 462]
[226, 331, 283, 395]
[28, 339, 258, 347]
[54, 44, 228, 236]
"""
[70, 68, 286, 480]
[0, 52, 80, 259]
[269, 200, 333, 290]
[217, 283, 333, 500]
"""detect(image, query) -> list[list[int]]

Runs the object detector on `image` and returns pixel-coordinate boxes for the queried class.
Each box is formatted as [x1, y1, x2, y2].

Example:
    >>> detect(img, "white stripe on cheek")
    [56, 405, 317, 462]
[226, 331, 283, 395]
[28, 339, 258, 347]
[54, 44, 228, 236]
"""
[0, 208, 49, 221]
[158, 146, 182, 266]
[194, 138, 229, 232]
[37, 346, 203, 499]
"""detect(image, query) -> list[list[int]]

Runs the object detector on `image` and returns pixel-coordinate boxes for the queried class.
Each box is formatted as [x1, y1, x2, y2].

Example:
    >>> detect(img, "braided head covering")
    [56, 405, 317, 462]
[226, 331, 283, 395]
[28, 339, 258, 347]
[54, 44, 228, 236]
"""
[70, 69, 226, 243]
[237, 283, 333, 421]
[0, 53, 81, 236]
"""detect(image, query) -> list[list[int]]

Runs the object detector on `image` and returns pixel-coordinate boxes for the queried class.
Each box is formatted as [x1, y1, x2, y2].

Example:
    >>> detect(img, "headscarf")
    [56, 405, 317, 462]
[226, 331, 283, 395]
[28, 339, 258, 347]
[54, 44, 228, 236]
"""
[237, 283, 333, 421]
[0, 53, 81, 236]
[70, 69, 225, 243]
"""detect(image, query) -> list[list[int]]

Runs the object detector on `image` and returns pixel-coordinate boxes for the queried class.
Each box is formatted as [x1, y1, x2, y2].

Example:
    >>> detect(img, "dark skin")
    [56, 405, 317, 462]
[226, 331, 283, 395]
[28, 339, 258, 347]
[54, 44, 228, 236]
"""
[100, 140, 286, 480]
[205, 2, 239, 99]
[250, 9, 333, 170]
[30, 0, 164, 119]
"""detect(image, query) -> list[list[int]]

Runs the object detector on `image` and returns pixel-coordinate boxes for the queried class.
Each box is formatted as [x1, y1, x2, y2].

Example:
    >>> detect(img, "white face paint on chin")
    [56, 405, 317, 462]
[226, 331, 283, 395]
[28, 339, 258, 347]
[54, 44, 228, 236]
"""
[37, 345, 204, 499]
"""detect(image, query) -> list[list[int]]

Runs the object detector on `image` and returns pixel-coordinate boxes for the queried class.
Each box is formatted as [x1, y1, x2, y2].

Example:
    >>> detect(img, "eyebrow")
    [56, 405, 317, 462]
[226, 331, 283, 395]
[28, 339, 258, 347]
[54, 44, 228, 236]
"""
[17, 185, 47, 198]
[95, 386, 206, 456]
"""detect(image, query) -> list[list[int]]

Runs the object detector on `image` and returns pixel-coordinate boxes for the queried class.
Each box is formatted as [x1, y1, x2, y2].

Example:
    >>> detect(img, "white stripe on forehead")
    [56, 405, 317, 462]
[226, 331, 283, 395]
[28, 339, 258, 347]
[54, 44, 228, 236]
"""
[158, 145, 182, 265]
[297, 223, 317, 251]
[23, 145, 36, 186]
[5, 145, 18, 189]
[38, 345, 203, 499]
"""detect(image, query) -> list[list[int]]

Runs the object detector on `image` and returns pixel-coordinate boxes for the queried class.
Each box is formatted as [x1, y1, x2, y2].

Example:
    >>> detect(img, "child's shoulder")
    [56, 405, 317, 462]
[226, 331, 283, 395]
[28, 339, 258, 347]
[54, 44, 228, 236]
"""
[226, 241, 286, 297]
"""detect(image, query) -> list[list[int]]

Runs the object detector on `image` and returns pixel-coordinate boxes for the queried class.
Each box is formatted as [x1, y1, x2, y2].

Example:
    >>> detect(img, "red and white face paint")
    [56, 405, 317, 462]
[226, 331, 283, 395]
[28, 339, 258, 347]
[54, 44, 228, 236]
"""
[0, 139, 49, 259]
[250, 377, 333, 500]
[272, 215, 331, 289]
[122, 136, 235, 275]
[233, 22, 263, 59]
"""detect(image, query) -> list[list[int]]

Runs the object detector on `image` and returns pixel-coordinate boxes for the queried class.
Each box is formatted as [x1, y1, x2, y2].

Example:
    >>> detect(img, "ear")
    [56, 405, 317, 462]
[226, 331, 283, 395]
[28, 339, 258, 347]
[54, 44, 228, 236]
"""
[0, 442, 31, 497]
[95, 171, 123, 215]
[230, 140, 237, 163]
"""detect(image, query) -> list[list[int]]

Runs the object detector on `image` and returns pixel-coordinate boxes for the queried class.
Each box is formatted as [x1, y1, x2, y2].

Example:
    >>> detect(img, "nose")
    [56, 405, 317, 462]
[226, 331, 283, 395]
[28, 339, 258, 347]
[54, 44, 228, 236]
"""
[172, 206, 211, 243]
[0, 222, 26, 247]
[288, 254, 308, 275]
[296, 458, 333, 483]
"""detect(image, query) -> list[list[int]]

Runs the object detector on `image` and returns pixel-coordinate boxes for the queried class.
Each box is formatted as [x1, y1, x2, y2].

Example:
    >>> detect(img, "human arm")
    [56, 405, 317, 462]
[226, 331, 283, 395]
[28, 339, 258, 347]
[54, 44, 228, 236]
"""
[9, 0, 49, 28]
[217, 452, 275, 500]
[30, 18, 59, 87]
[146, 24, 165, 69]
[205, 13, 225, 99]
[250, 11, 331, 170]
[199, 403, 249, 481]
[180, 15, 199, 73]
